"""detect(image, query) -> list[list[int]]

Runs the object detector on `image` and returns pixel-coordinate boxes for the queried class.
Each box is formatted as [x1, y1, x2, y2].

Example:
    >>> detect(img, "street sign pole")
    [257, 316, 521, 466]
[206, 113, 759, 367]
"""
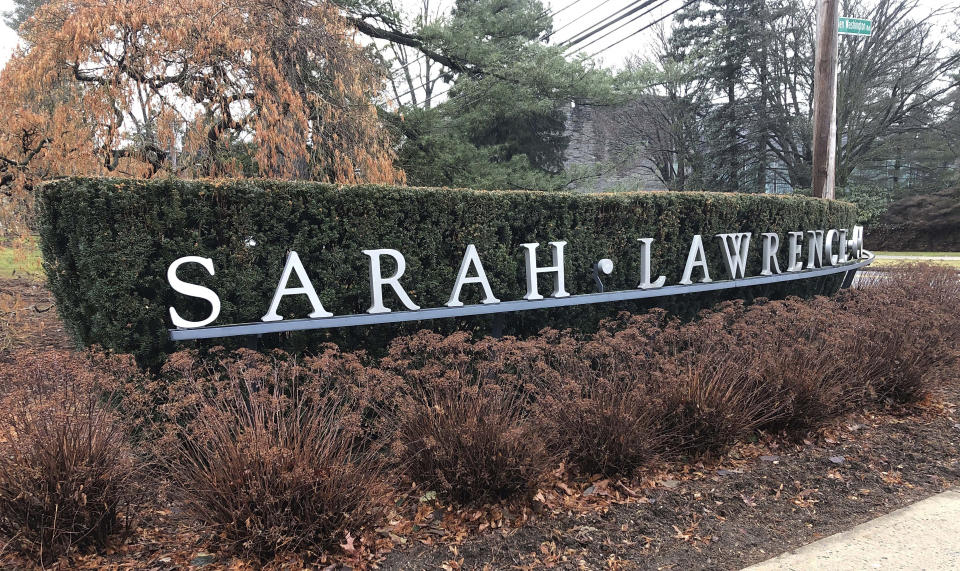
[812, 0, 840, 200]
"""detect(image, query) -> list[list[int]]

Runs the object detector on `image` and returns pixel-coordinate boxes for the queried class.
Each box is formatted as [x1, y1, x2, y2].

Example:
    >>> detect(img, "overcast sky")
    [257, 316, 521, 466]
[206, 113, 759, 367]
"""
[0, 0, 952, 72]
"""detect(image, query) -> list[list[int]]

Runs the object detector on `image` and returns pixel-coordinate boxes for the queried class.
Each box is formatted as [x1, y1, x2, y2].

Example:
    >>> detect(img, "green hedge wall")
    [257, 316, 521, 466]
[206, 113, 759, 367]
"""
[39, 178, 856, 366]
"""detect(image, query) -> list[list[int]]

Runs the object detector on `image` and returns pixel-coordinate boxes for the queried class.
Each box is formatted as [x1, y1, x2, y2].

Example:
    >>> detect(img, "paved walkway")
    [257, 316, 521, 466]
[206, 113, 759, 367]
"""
[744, 490, 960, 570]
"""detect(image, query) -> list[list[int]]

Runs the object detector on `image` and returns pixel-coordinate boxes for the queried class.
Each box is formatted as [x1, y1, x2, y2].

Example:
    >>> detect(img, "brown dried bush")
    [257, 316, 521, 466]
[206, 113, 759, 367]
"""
[715, 298, 870, 434]
[658, 349, 791, 456]
[97, 262, 957, 529]
[851, 264, 960, 403]
[752, 338, 868, 434]
[537, 374, 666, 477]
[387, 381, 551, 504]
[0, 351, 138, 564]
[163, 372, 387, 560]
[107, 346, 400, 459]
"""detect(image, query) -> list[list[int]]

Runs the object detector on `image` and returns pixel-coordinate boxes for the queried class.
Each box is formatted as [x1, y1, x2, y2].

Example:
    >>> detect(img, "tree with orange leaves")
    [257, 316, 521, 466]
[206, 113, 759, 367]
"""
[0, 0, 402, 235]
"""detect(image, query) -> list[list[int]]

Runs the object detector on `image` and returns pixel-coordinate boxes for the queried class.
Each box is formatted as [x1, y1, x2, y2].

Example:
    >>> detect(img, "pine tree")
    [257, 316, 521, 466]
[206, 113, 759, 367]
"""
[672, 0, 770, 192]
[388, 0, 612, 188]
[3, 0, 46, 30]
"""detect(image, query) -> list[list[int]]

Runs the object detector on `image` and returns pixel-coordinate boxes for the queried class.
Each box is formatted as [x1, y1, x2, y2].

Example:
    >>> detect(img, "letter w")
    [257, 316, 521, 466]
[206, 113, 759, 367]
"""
[716, 233, 752, 279]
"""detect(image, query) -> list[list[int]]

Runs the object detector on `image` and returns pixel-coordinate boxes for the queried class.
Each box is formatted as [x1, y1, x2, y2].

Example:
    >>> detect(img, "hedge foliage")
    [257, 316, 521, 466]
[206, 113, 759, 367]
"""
[38, 178, 856, 365]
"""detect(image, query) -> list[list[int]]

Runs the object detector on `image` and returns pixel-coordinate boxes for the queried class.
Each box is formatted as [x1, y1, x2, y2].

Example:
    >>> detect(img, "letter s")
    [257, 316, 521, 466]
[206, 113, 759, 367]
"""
[167, 256, 221, 328]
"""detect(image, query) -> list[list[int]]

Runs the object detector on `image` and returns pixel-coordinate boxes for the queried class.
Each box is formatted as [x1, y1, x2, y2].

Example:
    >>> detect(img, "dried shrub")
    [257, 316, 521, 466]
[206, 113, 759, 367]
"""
[751, 339, 867, 434]
[537, 375, 666, 477]
[720, 298, 871, 434]
[389, 382, 550, 504]
[0, 291, 28, 353]
[163, 373, 387, 561]
[109, 346, 400, 460]
[659, 350, 790, 456]
[853, 264, 960, 403]
[105, 261, 959, 527]
[0, 351, 137, 564]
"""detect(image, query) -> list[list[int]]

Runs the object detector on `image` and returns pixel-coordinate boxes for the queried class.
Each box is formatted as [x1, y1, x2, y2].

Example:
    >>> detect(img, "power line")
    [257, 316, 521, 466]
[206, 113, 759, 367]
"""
[565, 0, 671, 55]
[585, 0, 698, 58]
[446, 0, 693, 108]
[557, 0, 652, 47]
[388, 0, 581, 92]
[389, 0, 577, 104]
[559, 0, 663, 49]
[551, 0, 590, 19]
[394, 0, 694, 107]
[548, 0, 619, 41]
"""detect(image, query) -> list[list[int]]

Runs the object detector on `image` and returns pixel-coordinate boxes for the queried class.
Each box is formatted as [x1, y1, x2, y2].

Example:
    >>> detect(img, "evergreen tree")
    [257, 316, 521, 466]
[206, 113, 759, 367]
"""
[3, 0, 46, 30]
[385, 0, 612, 188]
[672, 0, 770, 192]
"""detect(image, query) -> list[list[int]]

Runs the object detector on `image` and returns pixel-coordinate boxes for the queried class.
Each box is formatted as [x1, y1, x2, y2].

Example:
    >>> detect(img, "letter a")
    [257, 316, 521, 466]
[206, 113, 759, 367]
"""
[679, 235, 712, 285]
[262, 251, 333, 322]
[447, 244, 500, 307]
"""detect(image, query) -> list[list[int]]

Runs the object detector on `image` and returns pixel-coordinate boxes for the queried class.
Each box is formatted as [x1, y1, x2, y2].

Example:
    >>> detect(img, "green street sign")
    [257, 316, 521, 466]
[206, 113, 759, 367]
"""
[839, 17, 872, 36]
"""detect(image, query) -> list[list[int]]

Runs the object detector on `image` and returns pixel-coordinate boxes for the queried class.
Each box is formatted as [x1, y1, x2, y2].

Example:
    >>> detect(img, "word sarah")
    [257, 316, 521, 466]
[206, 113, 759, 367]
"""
[167, 227, 864, 329]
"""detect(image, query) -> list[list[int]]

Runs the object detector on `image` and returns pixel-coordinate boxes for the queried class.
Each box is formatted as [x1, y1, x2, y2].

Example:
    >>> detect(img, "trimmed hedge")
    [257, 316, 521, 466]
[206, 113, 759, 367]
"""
[38, 178, 856, 365]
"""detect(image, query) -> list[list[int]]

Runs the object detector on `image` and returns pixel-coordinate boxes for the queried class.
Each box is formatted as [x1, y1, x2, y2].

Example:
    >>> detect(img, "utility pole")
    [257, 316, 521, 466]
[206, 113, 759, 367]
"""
[812, 0, 839, 199]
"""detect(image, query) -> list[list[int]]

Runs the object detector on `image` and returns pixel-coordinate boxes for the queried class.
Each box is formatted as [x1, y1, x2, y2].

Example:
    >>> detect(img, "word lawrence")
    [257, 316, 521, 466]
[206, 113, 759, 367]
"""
[166, 227, 868, 338]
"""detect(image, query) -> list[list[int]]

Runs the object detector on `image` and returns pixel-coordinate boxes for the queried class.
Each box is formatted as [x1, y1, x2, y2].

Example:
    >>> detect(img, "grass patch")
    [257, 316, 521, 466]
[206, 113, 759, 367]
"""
[872, 258, 960, 269]
[875, 251, 960, 258]
[0, 242, 42, 280]
[871, 252, 960, 269]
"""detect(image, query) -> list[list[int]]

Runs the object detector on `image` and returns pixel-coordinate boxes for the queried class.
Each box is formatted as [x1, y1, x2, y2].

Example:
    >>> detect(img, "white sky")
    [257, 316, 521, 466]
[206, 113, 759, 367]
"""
[0, 0, 952, 75]
[0, 0, 17, 68]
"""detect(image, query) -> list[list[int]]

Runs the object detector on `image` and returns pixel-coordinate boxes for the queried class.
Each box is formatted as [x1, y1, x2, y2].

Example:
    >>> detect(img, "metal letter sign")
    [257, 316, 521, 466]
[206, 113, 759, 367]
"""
[167, 227, 874, 341]
[838, 17, 872, 36]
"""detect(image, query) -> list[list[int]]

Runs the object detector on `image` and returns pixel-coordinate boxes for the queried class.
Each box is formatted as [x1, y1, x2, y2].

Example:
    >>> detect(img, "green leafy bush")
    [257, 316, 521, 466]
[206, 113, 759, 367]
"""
[796, 185, 893, 227]
[837, 185, 894, 227]
[38, 177, 856, 365]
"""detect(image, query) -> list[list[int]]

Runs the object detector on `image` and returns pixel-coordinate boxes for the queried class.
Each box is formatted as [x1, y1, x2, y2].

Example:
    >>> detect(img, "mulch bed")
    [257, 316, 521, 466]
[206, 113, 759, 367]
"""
[0, 277, 73, 351]
[2, 276, 959, 570]
[379, 397, 960, 570]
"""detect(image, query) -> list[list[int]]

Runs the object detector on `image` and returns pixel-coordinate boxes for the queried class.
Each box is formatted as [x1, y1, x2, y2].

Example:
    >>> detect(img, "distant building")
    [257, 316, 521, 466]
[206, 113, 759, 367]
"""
[562, 101, 668, 193]
[563, 100, 924, 195]
[562, 100, 796, 195]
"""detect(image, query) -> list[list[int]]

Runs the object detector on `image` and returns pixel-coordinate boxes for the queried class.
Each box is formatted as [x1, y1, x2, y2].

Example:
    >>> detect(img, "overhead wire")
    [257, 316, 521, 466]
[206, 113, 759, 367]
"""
[438, 0, 693, 111]
[392, 0, 694, 107]
[387, 0, 582, 94]
[389, 0, 612, 104]
[547, 0, 619, 40]
[563, 0, 671, 55]
[550, 0, 590, 19]
[559, 0, 664, 49]
[585, 0, 698, 58]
